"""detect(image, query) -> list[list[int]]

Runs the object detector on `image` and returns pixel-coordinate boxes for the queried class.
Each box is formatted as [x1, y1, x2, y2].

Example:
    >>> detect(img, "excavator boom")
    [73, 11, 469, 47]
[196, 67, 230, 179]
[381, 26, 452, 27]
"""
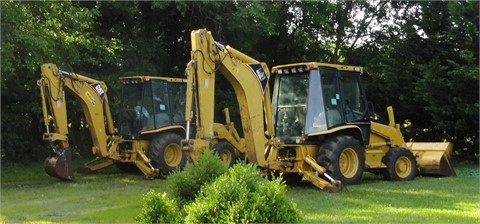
[184, 31, 271, 165]
[39, 63, 115, 180]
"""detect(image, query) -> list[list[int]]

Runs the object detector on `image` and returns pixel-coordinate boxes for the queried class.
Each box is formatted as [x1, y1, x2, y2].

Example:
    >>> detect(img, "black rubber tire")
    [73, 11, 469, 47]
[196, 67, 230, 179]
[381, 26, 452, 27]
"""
[317, 135, 365, 185]
[213, 141, 236, 167]
[147, 133, 187, 176]
[382, 147, 418, 181]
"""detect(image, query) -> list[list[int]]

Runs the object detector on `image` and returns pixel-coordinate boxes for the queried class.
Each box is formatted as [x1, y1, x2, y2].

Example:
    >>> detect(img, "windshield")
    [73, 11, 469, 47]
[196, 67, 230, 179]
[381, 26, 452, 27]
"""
[117, 79, 187, 137]
[117, 82, 153, 136]
[273, 74, 309, 142]
[145, 80, 187, 130]
[338, 71, 368, 122]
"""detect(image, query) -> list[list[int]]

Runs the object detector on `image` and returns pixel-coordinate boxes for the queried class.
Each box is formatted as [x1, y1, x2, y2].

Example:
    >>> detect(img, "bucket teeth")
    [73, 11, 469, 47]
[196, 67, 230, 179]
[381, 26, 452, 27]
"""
[44, 147, 75, 181]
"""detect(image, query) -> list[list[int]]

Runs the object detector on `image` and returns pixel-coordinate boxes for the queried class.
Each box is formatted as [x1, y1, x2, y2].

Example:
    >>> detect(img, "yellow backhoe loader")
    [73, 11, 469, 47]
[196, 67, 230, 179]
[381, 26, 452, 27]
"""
[181, 29, 455, 193]
[39, 63, 190, 181]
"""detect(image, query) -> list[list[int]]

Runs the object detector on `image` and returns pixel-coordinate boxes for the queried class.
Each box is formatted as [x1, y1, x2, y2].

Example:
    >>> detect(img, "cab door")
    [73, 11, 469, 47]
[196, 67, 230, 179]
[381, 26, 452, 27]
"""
[337, 70, 371, 144]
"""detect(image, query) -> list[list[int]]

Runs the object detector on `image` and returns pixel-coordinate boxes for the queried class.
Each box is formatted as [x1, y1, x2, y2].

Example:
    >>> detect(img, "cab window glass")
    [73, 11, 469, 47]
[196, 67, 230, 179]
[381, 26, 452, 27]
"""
[339, 72, 367, 121]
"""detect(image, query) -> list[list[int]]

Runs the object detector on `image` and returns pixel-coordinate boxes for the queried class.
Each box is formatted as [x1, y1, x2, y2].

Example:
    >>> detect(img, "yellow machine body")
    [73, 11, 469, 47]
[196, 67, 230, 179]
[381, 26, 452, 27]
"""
[407, 142, 455, 176]
[39, 64, 188, 180]
[181, 29, 454, 193]
[183, 30, 348, 192]
[367, 107, 455, 177]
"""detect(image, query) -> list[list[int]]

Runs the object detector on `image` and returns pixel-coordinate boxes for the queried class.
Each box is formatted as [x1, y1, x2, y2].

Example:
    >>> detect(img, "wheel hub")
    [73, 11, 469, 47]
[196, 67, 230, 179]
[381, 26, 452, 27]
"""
[339, 148, 359, 178]
[219, 151, 232, 164]
[164, 143, 182, 166]
[395, 156, 412, 178]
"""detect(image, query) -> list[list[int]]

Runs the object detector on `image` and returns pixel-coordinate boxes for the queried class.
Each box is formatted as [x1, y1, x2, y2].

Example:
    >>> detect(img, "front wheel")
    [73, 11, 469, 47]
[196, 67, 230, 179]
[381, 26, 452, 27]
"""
[382, 147, 417, 181]
[317, 135, 365, 185]
[147, 133, 187, 177]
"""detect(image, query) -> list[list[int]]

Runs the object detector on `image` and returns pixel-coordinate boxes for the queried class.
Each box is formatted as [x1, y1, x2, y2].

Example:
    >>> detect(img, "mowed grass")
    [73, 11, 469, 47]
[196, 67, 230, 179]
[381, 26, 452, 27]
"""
[0, 160, 167, 223]
[290, 168, 480, 223]
[1, 160, 479, 223]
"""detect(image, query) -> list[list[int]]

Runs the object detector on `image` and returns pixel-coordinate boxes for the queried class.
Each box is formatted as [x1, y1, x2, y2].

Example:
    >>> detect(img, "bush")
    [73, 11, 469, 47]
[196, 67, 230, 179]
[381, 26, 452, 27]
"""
[184, 162, 303, 223]
[135, 190, 182, 224]
[167, 149, 229, 206]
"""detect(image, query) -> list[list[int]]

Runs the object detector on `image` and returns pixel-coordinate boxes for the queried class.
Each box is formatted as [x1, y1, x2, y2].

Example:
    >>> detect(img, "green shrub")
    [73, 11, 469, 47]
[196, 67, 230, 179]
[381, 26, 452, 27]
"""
[184, 162, 303, 223]
[167, 149, 229, 206]
[135, 190, 182, 224]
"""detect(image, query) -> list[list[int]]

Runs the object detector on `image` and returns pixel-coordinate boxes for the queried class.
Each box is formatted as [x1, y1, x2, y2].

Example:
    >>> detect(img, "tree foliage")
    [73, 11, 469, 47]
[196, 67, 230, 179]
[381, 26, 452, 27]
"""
[135, 190, 183, 224]
[167, 149, 229, 207]
[1, 1, 120, 160]
[137, 151, 301, 223]
[360, 1, 478, 159]
[1, 1, 477, 161]
[184, 162, 303, 223]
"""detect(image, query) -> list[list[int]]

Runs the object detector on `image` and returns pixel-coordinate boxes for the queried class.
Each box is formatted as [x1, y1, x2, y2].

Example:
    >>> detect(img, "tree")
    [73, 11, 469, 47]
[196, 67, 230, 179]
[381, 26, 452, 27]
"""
[358, 1, 478, 160]
[411, 1, 479, 159]
[2, 0, 476, 162]
[1, 1, 120, 160]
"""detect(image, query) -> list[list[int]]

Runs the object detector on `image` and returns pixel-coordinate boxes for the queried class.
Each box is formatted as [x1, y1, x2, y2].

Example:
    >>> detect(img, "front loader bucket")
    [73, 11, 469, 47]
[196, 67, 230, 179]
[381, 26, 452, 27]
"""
[408, 142, 456, 177]
[44, 147, 75, 181]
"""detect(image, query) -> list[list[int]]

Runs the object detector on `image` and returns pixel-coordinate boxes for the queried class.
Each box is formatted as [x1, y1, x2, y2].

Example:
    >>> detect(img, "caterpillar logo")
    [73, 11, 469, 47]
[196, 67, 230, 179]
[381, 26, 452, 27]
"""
[94, 84, 105, 99]
[247, 64, 268, 93]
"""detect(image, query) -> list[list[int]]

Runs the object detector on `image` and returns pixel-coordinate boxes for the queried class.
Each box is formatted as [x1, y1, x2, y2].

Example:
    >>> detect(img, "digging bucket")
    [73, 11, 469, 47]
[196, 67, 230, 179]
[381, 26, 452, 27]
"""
[407, 142, 456, 177]
[44, 147, 75, 181]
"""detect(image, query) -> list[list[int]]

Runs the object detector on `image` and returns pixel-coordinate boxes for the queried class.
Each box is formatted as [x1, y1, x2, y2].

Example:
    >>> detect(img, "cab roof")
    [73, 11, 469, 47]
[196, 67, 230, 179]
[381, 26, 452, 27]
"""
[271, 62, 363, 73]
[118, 76, 187, 83]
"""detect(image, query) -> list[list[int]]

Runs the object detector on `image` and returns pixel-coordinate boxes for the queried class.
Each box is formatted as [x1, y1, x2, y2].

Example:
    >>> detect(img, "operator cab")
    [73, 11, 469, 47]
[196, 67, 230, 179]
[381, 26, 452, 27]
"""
[271, 62, 370, 144]
[117, 76, 188, 138]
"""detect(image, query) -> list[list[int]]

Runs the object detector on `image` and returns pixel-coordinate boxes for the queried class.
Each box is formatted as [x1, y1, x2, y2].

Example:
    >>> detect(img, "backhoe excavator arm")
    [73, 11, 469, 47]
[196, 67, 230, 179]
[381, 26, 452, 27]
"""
[183, 29, 273, 165]
[39, 63, 116, 180]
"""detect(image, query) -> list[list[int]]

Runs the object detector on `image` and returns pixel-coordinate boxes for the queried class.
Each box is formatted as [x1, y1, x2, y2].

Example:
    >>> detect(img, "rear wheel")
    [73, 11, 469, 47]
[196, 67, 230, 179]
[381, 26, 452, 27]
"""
[213, 141, 236, 167]
[317, 135, 365, 185]
[382, 147, 417, 181]
[147, 133, 187, 177]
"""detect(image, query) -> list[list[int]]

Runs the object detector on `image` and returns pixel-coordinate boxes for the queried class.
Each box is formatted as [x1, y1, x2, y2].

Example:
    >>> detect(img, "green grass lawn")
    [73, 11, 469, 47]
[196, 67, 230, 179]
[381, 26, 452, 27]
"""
[1, 160, 479, 223]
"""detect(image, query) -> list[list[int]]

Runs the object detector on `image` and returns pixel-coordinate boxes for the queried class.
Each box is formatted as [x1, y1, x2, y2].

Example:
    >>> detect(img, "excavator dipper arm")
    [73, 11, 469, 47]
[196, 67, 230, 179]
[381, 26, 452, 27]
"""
[39, 63, 116, 180]
[184, 30, 271, 165]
